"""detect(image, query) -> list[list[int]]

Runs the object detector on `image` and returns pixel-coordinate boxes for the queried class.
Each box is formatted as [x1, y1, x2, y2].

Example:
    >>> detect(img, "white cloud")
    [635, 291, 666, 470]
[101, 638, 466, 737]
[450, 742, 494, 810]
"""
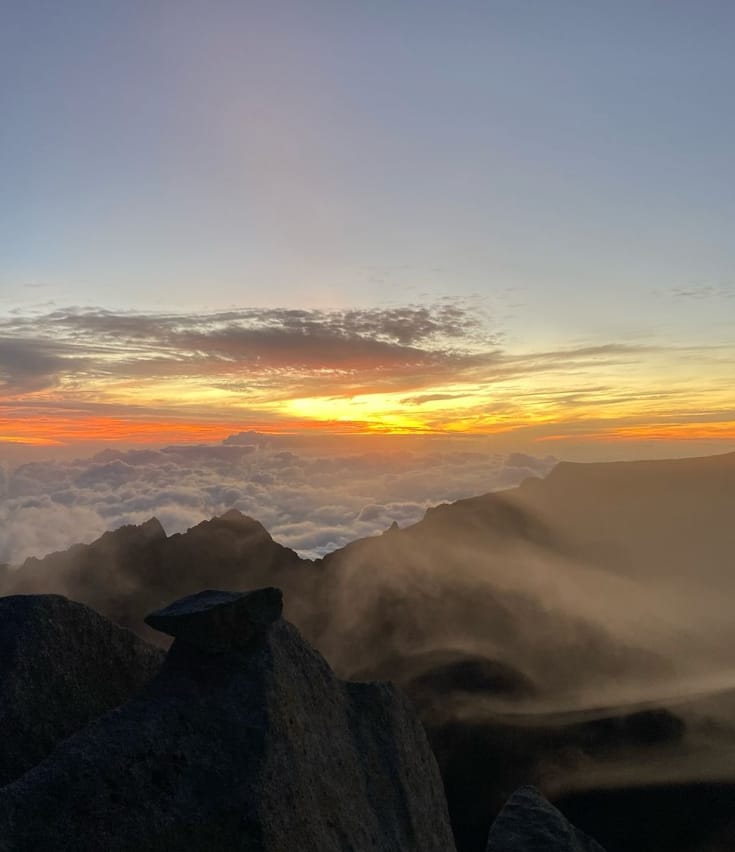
[0, 439, 556, 564]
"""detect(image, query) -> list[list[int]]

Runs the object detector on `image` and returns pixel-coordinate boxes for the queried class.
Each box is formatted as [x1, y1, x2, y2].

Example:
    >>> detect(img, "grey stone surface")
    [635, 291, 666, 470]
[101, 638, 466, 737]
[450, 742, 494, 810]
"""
[486, 786, 606, 852]
[0, 588, 456, 852]
[0, 594, 163, 788]
[144, 587, 283, 652]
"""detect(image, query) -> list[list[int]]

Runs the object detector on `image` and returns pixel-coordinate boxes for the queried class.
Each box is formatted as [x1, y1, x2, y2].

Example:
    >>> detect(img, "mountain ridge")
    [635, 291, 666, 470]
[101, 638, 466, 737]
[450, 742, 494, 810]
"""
[10, 448, 735, 574]
[3, 449, 735, 851]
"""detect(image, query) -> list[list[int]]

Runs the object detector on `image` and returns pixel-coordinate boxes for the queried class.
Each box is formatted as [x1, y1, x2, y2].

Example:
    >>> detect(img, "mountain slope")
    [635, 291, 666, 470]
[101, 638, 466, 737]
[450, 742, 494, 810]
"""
[4, 451, 735, 851]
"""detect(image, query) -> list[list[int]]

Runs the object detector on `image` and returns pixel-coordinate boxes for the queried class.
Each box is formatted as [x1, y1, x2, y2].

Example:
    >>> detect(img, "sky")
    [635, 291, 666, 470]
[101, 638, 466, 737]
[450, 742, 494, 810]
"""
[5, 6, 735, 828]
[1, 1, 735, 459]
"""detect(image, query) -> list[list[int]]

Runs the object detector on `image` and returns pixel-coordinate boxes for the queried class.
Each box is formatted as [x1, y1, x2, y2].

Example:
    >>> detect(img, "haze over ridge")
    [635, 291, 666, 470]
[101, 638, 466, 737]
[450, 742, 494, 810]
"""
[5, 450, 735, 704]
[4, 446, 735, 851]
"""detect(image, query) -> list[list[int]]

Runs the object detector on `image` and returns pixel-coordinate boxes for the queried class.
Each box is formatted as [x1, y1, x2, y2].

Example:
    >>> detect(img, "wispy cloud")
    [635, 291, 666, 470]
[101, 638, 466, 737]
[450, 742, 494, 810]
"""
[399, 393, 472, 406]
[1, 302, 734, 446]
[670, 284, 735, 300]
[0, 302, 498, 390]
[0, 338, 90, 395]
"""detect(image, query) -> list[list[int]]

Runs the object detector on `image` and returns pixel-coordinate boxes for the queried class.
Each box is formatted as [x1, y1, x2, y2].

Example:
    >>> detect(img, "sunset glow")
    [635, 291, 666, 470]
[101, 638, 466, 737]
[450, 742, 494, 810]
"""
[4, 8, 735, 849]
[1, 319, 733, 452]
[2, 2, 734, 462]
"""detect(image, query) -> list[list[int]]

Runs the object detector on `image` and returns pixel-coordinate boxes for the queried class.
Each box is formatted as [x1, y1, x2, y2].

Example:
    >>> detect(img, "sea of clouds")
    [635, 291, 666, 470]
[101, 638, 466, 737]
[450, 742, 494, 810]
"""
[0, 434, 555, 565]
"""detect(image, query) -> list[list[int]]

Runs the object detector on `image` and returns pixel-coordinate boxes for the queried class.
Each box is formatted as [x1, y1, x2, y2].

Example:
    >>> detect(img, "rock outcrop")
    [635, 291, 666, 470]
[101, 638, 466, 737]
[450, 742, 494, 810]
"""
[5, 512, 309, 644]
[0, 587, 456, 852]
[144, 587, 283, 652]
[486, 786, 606, 852]
[0, 594, 163, 787]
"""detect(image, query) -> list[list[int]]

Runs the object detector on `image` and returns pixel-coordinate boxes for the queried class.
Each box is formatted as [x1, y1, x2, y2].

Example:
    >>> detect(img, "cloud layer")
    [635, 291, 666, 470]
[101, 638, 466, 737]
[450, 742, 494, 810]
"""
[0, 436, 555, 565]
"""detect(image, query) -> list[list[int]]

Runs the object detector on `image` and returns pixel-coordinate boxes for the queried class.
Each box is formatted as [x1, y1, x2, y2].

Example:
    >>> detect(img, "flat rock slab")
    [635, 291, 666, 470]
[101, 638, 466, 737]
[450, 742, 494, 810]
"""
[144, 587, 283, 652]
[486, 786, 606, 852]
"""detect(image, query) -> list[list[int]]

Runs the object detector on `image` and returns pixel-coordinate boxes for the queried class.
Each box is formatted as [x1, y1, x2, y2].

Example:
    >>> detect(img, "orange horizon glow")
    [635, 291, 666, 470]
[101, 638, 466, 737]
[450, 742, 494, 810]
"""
[537, 422, 735, 443]
[0, 412, 443, 448]
[2, 305, 734, 454]
[2, 408, 735, 450]
[0, 418, 242, 446]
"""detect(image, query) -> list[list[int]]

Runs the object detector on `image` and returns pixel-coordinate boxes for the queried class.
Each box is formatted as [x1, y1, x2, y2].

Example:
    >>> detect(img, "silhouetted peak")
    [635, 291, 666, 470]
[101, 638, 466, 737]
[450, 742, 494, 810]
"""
[145, 587, 283, 653]
[140, 516, 167, 539]
[220, 507, 257, 524]
[418, 491, 559, 550]
[188, 508, 272, 538]
[97, 516, 167, 547]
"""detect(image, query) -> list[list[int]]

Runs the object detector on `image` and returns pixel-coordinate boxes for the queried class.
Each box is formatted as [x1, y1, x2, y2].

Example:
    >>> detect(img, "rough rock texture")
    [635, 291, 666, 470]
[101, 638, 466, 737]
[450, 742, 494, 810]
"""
[486, 786, 606, 852]
[145, 587, 283, 652]
[0, 588, 456, 852]
[0, 594, 164, 788]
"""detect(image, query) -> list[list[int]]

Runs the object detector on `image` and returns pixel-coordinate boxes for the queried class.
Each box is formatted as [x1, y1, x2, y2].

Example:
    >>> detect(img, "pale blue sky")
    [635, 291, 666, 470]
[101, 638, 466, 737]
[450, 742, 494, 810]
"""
[2, 1, 734, 348]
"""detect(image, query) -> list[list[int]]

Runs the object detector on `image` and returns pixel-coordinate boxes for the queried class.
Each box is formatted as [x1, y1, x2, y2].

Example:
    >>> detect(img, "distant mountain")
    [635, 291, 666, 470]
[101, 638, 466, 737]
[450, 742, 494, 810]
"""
[4, 450, 735, 851]
[4, 510, 311, 645]
[504, 451, 735, 582]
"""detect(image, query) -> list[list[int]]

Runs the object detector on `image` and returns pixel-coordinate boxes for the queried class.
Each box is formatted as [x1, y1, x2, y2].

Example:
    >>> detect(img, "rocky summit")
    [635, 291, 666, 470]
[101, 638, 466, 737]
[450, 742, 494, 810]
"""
[144, 587, 284, 652]
[0, 587, 456, 852]
[0, 594, 163, 788]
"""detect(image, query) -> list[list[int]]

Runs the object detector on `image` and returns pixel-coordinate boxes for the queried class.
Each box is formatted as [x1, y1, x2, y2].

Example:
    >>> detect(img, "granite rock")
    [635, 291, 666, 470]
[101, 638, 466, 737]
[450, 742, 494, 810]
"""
[144, 587, 283, 652]
[0, 588, 456, 852]
[486, 786, 606, 852]
[0, 594, 163, 787]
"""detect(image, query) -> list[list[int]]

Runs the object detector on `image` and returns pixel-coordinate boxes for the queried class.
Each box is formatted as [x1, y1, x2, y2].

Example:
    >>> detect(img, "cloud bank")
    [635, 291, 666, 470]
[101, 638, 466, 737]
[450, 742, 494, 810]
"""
[0, 435, 556, 565]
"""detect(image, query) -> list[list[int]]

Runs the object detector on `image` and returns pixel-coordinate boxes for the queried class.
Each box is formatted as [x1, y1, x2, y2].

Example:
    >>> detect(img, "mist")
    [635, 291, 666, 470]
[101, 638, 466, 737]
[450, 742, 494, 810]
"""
[3, 448, 735, 850]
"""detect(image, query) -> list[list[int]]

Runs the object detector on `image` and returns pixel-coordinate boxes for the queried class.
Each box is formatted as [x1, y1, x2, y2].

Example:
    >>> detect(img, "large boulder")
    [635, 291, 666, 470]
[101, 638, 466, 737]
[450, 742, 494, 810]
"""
[144, 587, 283, 652]
[0, 588, 456, 852]
[0, 594, 163, 787]
[486, 786, 606, 852]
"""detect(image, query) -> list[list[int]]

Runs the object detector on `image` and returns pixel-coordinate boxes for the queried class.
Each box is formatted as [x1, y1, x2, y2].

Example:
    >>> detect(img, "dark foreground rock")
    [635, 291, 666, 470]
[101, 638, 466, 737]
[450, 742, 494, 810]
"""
[486, 786, 606, 852]
[0, 594, 163, 787]
[0, 587, 456, 852]
[144, 587, 283, 652]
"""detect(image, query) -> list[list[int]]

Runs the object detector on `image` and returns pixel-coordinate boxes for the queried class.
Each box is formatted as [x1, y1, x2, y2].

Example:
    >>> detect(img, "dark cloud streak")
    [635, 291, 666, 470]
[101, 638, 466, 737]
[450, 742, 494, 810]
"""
[0, 302, 500, 392]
